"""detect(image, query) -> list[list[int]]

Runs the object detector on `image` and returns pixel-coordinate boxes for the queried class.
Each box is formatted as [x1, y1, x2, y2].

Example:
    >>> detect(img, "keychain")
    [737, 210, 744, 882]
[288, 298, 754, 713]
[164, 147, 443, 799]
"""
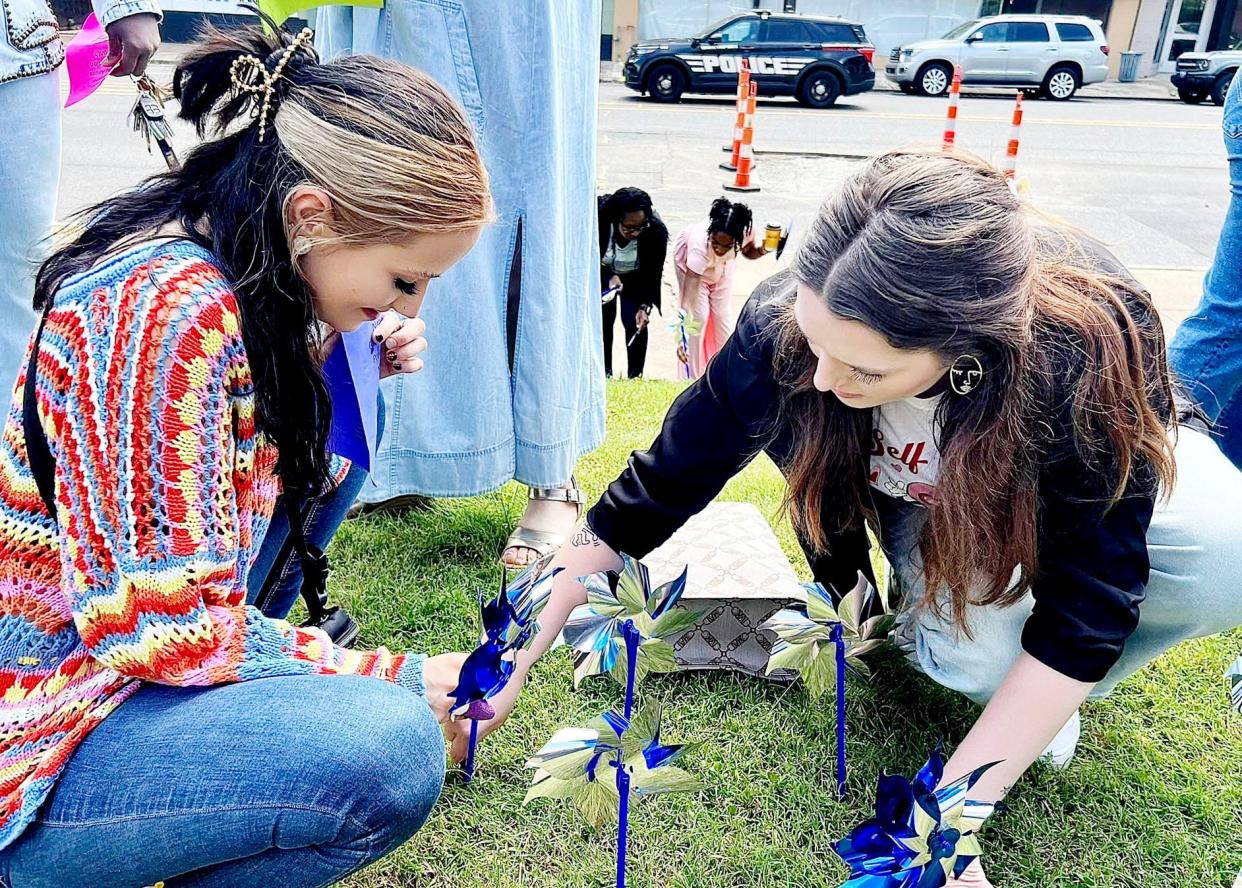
[128, 75, 180, 170]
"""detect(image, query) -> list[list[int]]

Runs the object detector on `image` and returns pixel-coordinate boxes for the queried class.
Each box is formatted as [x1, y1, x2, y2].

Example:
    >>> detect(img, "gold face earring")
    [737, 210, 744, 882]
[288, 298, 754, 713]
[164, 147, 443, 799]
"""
[949, 354, 984, 396]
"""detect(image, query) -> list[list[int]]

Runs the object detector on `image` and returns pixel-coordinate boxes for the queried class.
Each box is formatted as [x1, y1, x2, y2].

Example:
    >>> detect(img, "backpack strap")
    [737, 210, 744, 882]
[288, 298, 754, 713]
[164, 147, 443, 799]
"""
[23, 307, 58, 524]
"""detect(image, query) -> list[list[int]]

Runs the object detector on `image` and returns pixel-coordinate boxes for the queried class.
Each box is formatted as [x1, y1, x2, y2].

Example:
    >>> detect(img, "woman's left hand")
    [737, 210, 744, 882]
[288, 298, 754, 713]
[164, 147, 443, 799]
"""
[635, 306, 651, 331]
[421, 652, 469, 724]
[946, 859, 994, 887]
[372, 312, 427, 378]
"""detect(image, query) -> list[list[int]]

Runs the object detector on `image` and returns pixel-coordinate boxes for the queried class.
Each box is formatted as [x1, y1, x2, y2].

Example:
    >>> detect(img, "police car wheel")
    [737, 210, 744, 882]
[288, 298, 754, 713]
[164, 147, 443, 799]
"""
[798, 71, 841, 108]
[917, 63, 952, 97]
[1178, 87, 1207, 104]
[1212, 71, 1234, 106]
[897, 82, 916, 95]
[646, 64, 685, 103]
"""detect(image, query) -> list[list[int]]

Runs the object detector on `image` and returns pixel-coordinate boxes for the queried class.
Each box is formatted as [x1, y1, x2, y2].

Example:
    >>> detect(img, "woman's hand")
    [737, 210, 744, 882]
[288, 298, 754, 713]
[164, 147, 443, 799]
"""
[372, 313, 427, 379]
[609, 274, 623, 293]
[421, 652, 468, 724]
[105, 13, 161, 77]
[635, 305, 652, 332]
[946, 859, 994, 887]
[676, 343, 689, 366]
[446, 669, 528, 764]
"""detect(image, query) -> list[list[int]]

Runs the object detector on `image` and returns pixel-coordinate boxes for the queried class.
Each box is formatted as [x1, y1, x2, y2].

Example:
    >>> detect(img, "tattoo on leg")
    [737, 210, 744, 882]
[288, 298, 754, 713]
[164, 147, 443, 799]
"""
[571, 527, 602, 547]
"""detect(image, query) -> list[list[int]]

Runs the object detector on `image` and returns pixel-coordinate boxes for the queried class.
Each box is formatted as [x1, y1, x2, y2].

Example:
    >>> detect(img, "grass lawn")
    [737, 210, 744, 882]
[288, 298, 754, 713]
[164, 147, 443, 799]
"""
[330, 378, 1241, 888]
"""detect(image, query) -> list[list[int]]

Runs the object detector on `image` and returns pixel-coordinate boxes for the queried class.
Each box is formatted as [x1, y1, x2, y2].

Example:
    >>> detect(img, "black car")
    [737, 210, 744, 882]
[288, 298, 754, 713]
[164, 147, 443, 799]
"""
[623, 11, 875, 109]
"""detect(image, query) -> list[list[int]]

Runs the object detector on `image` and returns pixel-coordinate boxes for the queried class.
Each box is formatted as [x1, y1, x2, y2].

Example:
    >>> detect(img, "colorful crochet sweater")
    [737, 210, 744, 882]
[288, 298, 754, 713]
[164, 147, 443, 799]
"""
[0, 241, 425, 850]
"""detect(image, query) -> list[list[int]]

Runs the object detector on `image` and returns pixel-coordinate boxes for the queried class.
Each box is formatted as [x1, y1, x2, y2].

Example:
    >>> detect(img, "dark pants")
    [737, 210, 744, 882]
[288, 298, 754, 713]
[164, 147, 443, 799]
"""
[602, 287, 649, 378]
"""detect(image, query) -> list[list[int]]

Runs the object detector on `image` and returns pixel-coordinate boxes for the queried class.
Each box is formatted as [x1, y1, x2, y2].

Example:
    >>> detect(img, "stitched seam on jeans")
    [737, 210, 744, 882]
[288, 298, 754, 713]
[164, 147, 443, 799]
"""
[33, 802, 371, 834]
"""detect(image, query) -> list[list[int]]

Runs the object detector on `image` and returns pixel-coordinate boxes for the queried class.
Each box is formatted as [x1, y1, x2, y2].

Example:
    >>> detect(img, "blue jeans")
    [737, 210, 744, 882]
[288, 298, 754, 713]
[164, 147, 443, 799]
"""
[879, 427, 1242, 704]
[0, 71, 59, 396]
[248, 396, 384, 618]
[0, 675, 445, 887]
[1169, 75, 1242, 469]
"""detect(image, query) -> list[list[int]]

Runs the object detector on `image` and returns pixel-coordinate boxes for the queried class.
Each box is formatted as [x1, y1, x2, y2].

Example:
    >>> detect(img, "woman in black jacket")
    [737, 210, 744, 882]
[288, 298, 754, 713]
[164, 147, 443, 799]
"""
[599, 188, 669, 377]
[469, 150, 1242, 885]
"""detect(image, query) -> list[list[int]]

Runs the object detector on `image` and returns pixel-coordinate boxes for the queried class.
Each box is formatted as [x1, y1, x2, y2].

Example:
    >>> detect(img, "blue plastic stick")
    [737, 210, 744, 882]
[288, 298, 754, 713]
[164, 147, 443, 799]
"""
[616, 757, 631, 888]
[622, 619, 640, 721]
[464, 719, 479, 784]
[832, 622, 846, 799]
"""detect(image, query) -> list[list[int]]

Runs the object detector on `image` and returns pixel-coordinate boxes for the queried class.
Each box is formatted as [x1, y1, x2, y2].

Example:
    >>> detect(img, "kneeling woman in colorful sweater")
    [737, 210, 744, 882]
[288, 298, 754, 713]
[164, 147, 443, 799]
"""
[480, 150, 1242, 885]
[0, 25, 489, 887]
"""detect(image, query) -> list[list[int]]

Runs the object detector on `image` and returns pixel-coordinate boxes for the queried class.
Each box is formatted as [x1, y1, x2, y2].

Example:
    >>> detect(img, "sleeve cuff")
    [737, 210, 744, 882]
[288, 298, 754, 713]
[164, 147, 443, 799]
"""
[394, 652, 427, 696]
[94, 0, 163, 28]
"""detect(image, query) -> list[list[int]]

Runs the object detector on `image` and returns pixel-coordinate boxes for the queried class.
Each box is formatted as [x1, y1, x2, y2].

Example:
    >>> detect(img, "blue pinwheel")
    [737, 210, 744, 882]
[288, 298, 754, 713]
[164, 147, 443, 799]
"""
[667, 309, 702, 380]
[762, 573, 892, 797]
[525, 702, 701, 887]
[450, 552, 559, 781]
[833, 747, 999, 888]
[564, 553, 698, 690]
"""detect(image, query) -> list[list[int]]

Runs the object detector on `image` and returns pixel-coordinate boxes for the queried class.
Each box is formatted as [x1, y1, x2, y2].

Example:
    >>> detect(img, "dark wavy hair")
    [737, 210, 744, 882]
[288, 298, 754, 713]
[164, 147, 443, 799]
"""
[33, 22, 489, 498]
[774, 148, 1175, 630]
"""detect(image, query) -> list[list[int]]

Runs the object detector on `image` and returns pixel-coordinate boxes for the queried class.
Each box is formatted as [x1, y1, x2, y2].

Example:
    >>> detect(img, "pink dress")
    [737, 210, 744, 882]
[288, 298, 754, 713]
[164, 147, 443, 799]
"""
[673, 219, 738, 379]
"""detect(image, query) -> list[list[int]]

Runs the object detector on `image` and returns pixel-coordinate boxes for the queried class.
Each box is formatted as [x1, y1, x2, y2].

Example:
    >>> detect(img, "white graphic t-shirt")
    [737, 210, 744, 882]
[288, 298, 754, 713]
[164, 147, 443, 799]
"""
[869, 394, 942, 506]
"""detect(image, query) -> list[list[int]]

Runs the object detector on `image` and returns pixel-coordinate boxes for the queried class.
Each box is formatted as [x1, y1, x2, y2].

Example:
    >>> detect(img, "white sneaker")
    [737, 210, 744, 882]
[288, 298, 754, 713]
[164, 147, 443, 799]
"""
[1038, 710, 1081, 769]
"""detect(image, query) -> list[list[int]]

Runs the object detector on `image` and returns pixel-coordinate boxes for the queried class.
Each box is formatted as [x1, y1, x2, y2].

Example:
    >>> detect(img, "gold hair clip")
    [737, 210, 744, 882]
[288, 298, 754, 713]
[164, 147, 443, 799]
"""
[228, 27, 314, 144]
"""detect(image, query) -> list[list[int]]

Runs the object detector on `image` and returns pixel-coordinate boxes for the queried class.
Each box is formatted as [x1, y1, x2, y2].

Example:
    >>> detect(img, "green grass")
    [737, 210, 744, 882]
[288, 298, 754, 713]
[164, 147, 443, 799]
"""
[329, 378, 1241, 888]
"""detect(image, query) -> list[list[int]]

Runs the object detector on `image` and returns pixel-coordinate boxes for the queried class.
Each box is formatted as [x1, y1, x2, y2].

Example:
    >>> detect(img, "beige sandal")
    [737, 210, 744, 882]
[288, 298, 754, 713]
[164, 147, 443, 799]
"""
[500, 478, 586, 568]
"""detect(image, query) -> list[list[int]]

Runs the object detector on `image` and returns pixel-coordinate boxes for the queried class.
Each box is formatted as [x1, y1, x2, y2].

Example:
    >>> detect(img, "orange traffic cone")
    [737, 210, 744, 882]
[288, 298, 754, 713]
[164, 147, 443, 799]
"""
[724, 83, 759, 193]
[722, 60, 750, 153]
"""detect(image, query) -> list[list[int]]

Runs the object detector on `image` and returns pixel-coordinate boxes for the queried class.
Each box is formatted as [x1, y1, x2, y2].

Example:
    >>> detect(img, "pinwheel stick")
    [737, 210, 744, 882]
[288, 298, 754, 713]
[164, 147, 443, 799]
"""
[622, 619, 640, 720]
[832, 623, 846, 799]
[464, 719, 480, 784]
[616, 762, 632, 888]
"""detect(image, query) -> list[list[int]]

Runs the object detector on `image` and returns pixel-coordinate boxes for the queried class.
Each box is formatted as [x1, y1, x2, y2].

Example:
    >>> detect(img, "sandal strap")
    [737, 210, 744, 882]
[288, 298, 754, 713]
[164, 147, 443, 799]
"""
[528, 484, 586, 506]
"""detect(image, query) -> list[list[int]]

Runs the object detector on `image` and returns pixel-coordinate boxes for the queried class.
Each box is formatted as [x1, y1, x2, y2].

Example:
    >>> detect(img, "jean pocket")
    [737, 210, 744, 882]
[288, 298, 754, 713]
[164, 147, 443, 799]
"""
[381, 0, 486, 135]
[3, 0, 58, 53]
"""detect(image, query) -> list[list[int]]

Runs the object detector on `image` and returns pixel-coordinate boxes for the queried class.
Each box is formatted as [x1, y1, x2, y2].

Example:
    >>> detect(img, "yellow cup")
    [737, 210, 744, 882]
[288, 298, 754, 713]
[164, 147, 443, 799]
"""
[763, 223, 781, 251]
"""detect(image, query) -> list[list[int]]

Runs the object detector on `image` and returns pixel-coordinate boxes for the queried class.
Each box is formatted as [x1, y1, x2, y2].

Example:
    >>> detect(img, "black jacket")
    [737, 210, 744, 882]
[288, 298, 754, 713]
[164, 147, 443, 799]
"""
[588, 257, 1171, 684]
[598, 198, 669, 313]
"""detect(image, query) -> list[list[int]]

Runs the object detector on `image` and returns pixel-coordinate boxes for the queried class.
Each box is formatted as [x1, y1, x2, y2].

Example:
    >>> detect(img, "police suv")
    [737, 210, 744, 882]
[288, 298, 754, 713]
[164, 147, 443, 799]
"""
[623, 11, 876, 109]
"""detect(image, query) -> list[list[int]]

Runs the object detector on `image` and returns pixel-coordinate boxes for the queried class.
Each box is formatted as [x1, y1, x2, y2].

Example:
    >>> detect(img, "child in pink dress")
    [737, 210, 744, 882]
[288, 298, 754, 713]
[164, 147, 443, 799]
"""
[673, 198, 767, 378]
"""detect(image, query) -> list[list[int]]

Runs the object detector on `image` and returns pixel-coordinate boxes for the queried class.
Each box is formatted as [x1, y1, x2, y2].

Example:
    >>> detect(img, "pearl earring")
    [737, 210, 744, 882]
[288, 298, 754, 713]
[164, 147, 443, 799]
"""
[292, 236, 313, 258]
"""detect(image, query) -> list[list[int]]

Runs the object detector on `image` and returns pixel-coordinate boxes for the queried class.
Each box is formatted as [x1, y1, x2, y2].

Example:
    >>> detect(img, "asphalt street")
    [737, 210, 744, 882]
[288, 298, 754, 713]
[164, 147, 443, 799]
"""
[56, 71, 1228, 379]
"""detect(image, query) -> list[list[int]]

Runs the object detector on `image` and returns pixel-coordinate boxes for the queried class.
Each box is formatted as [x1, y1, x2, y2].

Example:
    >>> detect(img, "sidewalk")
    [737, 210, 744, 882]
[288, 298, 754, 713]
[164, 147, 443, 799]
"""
[599, 60, 1177, 101]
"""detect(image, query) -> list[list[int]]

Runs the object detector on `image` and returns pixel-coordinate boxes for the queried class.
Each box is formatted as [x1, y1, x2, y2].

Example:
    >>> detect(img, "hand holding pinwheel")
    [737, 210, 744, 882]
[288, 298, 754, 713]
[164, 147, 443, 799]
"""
[762, 572, 892, 796]
[833, 746, 999, 888]
[449, 552, 559, 781]
[1228, 651, 1241, 713]
[564, 554, 700, 689]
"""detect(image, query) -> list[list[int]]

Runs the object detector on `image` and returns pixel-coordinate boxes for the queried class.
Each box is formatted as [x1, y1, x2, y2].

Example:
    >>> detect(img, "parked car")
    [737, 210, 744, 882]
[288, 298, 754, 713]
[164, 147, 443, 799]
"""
[885, 14, 1109, 100]
[1172, 50, 1239, 105]
[623, 10, 875, 109]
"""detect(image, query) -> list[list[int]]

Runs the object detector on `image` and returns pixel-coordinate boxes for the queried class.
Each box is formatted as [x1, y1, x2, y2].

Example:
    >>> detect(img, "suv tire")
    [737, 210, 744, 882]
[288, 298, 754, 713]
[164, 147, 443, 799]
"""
[798, 69, 842, 108]
[1212, 70, 1235, 106]
[1178, 87, 1208, 104]
[897, 82, 916, 94]
[1042, 64, 1080, 101]
[917, 62, 952, 97]
[646, 63, 685, 103]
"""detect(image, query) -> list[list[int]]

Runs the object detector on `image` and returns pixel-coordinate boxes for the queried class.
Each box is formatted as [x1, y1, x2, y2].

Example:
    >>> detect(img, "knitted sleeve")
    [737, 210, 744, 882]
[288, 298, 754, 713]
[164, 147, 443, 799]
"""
[50, 267, 425, 693]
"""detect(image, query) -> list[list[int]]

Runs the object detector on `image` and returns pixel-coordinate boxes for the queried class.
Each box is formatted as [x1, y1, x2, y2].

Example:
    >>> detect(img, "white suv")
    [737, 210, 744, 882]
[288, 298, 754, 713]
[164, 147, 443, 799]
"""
[885, 15, 1109, 100]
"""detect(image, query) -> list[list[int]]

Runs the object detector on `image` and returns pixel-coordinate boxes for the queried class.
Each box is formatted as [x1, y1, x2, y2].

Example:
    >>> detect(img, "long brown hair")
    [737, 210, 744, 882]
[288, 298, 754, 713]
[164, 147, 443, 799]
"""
[775, 149, 1175, 628]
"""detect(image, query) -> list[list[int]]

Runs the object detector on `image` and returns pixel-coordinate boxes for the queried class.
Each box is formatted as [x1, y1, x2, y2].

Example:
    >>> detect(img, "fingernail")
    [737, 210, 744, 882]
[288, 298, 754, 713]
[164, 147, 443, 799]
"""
[373, 331, 383, 342]
[386, 350, 396, 362]
[386, 337, 397, 349]
[392, 361, 402, 371]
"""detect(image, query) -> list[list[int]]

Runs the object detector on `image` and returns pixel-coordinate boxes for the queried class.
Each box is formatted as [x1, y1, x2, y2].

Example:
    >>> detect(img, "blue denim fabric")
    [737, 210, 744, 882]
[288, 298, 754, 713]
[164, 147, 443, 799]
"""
[0, 0, 162, 83]
[247, 397, 385, 619]
[315, 0, 606, 498]
[879, 427, 1242, 704]
[0, 675, 444, 887]
[1169, 75, 1242, 469]
[0, 72, 58, 395]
